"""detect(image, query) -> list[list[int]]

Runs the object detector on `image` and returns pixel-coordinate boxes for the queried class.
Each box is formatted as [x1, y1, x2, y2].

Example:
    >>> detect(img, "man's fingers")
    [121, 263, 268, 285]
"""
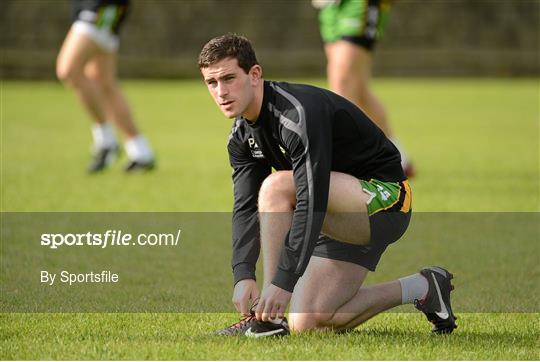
[261, 301, 274, 322]
[239, 300, 249, 316]
[256, 285, 291, 321]
[255, 299, 265, 320]
[232, 300, 241, 314]
[270, 303, 284, 321]
[269, 304, 278, 320]
[277, 304, 285, 320]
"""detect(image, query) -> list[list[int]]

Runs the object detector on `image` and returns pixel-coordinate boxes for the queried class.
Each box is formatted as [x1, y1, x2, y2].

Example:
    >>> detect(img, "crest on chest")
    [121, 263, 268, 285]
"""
[247, 137, 264, 159]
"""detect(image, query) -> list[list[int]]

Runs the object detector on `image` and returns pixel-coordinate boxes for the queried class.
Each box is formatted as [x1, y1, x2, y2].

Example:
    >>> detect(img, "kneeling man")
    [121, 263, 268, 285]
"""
[198, 34, 456, 337]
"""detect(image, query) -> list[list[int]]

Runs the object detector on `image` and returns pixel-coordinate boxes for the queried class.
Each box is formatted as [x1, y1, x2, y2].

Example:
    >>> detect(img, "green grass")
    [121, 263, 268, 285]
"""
[1, 78, 539, 360]
[2, 78, 538, 212]
[1, 313, 537, 360]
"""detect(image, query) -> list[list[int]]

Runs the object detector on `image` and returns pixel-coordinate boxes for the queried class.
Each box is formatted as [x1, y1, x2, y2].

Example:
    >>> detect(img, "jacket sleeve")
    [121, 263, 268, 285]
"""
[228, 133, 271, 285]
[271, 102, 333, 292]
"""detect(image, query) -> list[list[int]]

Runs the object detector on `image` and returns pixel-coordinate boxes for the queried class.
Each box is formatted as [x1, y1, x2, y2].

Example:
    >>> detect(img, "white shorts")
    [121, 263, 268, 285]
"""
[72, 20, 119, 53]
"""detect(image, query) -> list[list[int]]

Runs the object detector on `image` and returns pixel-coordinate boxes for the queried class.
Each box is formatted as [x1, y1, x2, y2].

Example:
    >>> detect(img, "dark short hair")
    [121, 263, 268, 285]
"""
[198, 33, 259, 74]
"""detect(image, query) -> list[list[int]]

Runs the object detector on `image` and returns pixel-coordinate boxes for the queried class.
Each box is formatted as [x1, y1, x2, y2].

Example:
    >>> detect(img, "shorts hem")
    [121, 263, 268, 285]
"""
[340, 35, 376, 51]
[72, 20, 119, 52]
[311, 247, 380, 272]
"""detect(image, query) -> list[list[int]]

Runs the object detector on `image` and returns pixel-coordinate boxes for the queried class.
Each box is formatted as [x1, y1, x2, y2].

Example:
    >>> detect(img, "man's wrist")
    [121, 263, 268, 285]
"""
[271, 268, 300, 292]
[233, 262, 256, 286]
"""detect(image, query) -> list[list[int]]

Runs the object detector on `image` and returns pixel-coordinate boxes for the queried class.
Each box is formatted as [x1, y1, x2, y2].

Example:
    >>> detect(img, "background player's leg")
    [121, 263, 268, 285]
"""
[325, 40, 412, 172]
[56, 30, 106, 125]
[85, 51, 154, 168]
[84, 52, 138, 139]
[325, 41, 390, 135]
[57, 29, 122, 171]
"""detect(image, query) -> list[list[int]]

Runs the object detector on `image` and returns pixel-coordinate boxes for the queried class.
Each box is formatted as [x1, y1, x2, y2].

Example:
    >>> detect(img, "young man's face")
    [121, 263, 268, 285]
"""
[201, 57, 261, 119]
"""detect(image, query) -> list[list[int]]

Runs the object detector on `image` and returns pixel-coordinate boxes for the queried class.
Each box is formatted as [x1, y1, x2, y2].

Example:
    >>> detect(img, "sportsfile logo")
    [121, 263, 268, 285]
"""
[40, 229, 182, 249]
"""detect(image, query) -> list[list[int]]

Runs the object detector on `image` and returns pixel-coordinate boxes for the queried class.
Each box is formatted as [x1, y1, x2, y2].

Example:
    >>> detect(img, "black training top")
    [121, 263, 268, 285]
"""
[228, 80, 404, 292]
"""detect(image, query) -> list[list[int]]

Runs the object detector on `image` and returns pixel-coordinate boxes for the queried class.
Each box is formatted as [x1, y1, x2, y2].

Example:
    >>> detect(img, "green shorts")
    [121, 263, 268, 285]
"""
[359, 179, 411, 216]
[318, 0, 391, 50]
[312, 179, 411, 271]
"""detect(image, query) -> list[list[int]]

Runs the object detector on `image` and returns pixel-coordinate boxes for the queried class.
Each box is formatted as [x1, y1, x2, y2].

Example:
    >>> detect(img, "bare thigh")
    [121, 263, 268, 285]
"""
[57, 29, 102, 79]
[325, 40, 372, 87]
[324, 171, 371, 245]
[84, 51, 117, 86]
[275, 171, 371, 245]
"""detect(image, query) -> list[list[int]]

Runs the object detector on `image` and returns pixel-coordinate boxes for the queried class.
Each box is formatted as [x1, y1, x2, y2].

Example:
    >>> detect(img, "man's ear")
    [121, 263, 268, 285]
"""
[249, 65, 263, 85]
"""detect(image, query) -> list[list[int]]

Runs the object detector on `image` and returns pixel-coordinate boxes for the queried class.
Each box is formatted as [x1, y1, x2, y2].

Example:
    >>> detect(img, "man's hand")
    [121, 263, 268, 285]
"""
[255, 284, 292, 321]
[232, 279, 260, 316]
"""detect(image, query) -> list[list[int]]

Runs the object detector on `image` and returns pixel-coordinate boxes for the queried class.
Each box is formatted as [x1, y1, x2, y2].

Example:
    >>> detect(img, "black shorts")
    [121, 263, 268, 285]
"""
[72, 0, 130, 35]
[312, 179, 412, 271]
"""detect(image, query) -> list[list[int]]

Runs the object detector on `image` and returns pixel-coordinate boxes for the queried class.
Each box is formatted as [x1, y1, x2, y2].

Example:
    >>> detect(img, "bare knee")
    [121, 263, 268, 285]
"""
[56, 60, 86, 88]
[289, 312, 337, 333]
[258, 171, 295, 212]
[56, 57, 94, 88]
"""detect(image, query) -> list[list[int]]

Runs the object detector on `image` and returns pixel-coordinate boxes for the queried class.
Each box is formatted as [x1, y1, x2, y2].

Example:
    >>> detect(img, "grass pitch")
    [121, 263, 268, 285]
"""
[1, 78, 539, 360]
[1, 313, 537, 360]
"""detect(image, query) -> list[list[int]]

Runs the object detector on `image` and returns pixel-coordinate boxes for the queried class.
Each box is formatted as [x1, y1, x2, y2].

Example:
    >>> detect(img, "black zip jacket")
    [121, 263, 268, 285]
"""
[228, 80, 404, 292]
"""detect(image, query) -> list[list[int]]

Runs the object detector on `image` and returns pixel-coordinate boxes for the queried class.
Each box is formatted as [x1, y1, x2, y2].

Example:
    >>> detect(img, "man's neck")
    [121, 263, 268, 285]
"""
[242, 81, 265, 123]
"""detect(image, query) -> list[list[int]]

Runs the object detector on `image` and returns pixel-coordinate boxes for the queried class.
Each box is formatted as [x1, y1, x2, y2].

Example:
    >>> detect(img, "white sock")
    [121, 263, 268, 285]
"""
[91, 122, 117, 150]
[125, 135, 153, 162]
[398, 273, 429, 304]
[390, 137, 409, 168]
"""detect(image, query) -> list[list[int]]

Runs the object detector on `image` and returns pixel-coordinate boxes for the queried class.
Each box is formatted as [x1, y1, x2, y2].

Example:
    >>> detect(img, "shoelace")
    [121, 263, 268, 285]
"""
[225, 298, 260, 332]
[250, 298, 260, 312]
[226, 314, 255, 331]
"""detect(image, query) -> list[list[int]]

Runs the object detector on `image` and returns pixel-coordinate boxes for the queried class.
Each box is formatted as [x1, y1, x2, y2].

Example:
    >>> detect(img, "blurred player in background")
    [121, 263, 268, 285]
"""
[56, 0, 155, 172]
[313, 0, 415, 177]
